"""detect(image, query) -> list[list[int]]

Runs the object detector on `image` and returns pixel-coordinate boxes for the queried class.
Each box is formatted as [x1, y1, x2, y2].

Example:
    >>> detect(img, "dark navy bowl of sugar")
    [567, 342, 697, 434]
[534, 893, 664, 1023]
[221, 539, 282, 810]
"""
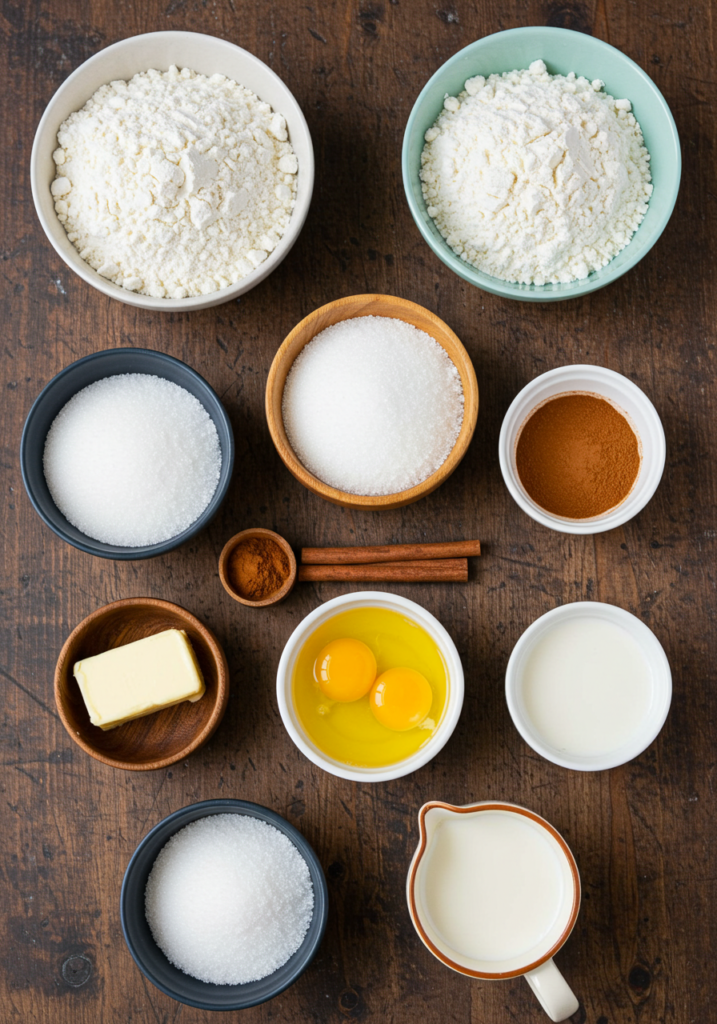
[120, 799, 329, 1011]
[20, 347, 234, 560]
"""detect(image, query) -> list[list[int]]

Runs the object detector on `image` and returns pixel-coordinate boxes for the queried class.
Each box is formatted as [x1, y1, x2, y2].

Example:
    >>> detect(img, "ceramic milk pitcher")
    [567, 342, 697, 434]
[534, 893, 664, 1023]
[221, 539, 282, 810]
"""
[406, 801, 581, 1022]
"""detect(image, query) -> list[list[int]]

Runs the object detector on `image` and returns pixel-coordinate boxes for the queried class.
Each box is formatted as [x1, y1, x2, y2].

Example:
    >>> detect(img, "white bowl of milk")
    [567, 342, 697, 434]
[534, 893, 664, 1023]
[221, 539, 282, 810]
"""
[407, 801, 581, 1022]
[506, 601, 672, 771]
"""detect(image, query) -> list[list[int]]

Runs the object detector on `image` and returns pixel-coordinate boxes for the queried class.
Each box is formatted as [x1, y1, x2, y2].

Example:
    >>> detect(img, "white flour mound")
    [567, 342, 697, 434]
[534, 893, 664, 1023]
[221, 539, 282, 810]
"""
[420, 60, 653, 285]
[52, 66, 299, 298]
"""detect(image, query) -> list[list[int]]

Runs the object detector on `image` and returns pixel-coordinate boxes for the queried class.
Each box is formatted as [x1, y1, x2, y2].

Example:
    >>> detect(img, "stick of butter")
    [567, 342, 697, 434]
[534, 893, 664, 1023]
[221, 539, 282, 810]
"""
[73, 629, 206, 731]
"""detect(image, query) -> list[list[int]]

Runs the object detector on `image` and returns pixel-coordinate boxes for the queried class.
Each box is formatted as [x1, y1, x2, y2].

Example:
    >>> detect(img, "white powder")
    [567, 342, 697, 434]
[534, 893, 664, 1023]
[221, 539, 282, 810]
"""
[282, 316, 464, 496]
[52, 66, 298, 298]
[420, 60, 653, 285]
[145, 814, 314, 986]
[43, 374, 221, 547]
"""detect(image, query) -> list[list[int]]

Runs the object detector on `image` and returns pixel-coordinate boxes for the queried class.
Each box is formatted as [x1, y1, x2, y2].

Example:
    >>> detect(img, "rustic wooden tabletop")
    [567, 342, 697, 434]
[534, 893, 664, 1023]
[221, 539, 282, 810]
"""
[2, 2, 715, 1022]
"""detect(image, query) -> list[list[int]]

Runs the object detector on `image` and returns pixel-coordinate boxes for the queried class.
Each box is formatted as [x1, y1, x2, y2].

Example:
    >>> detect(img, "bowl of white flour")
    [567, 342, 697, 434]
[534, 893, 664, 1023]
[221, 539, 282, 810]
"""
[31, 32, 314, 311]
[402, 27, 680, 301]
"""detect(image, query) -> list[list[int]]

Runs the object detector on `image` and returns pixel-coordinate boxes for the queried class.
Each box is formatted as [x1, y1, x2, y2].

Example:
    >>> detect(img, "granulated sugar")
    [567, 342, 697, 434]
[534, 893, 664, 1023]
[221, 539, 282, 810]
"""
[282, 316, 464, 495]
[144, 814, 314, 985]
[43, 374, 221, 546]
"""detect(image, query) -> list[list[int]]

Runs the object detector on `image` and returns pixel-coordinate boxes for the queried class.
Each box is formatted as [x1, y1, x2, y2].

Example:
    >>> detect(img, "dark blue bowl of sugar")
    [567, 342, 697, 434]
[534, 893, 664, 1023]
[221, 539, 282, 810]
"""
[120, 799, 329, 1011]
[20, 347, 234, 560]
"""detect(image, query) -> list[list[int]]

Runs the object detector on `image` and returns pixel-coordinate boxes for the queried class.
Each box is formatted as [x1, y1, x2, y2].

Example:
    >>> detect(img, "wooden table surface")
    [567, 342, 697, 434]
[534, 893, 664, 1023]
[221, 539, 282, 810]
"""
[2, 2, 715, 1022]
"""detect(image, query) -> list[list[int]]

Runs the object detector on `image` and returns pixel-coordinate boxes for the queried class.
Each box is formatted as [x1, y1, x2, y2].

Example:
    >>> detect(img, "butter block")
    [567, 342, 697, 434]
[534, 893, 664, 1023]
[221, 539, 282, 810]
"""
[73, 628, 205, 730]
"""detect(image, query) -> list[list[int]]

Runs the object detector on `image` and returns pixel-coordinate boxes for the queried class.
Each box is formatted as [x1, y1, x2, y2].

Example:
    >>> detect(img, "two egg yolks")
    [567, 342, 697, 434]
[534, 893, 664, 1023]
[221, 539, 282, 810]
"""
[316, 638, 432, 731]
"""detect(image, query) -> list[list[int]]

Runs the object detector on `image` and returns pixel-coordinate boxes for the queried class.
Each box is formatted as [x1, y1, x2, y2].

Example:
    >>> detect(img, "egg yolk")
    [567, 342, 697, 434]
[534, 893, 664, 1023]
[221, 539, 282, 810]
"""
[369, 667, 433, 731]
[315, 638, 377, 702]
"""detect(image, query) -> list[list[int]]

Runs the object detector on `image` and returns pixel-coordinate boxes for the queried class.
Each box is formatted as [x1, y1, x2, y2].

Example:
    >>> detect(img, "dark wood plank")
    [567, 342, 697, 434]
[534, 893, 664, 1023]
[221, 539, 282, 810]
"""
[1, 1, 715, 1022]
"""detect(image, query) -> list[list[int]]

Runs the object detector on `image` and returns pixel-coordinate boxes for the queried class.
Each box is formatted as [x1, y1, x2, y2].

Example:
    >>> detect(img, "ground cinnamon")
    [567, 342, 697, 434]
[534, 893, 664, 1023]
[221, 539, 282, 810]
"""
[227, 537, 291, 601]
[515, 392, 641, 519]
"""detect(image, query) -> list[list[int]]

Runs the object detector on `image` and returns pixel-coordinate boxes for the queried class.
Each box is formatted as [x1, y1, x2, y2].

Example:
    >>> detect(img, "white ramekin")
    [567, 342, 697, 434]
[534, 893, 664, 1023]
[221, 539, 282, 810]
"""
[498, 365, 666, 534]
[31, 31, 314, 312]
[276, 592, 465, 783]
[505, 601, 672, 771]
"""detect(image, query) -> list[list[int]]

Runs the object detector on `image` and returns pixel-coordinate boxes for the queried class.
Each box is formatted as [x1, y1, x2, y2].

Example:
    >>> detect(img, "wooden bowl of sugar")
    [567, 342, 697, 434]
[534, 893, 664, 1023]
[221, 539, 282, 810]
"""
[265, 294, 479, 510]
[55, 598, 229, 771]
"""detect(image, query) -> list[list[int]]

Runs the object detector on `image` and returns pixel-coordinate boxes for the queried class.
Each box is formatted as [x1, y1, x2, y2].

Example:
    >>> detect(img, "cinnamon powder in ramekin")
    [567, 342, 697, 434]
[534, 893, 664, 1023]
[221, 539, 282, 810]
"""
[515, 393, 641, 519]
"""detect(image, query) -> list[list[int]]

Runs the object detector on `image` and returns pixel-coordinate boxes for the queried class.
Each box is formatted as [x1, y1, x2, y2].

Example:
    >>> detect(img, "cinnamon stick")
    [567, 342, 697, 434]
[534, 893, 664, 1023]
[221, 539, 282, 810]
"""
[300, 540, 481, 565]
[297, 558, 468, 583]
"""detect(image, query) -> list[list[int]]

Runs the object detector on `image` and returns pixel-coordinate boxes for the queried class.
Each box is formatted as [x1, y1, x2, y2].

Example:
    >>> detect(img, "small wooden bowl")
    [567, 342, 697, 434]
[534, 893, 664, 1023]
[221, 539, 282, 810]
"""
[265, 294, 479, 510]
[55, 598, 229, 771]
[219, 528, 297, 607]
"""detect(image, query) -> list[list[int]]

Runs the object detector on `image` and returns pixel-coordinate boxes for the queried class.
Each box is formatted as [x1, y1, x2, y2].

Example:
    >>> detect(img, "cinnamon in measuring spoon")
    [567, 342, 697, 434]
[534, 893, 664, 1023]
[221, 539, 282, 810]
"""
[515, 392, 641, 519]
[227, 537, 291, 601]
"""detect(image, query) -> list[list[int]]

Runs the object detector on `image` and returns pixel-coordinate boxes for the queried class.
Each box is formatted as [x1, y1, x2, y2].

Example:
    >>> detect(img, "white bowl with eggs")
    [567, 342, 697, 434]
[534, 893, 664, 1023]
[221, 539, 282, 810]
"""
[498, 364, 666, 535]
[505, 601, 672, 771]
[31, 31, 314, 312]
[276, 592, 465, 783]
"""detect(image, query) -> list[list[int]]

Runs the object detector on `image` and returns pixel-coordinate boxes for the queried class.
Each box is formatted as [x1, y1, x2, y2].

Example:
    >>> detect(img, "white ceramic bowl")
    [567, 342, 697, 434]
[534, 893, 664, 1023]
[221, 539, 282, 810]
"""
[31, 31, 314, 312]
[505, 601, 672, 771]
[498, 365, 666, 534]
[276, 592, 465, 783]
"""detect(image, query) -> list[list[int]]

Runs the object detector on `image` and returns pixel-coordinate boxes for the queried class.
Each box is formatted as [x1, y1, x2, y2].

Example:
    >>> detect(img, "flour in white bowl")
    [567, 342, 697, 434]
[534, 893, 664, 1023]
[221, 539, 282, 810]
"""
[52, 66, 298, 298]
[420, 60, 652, 285]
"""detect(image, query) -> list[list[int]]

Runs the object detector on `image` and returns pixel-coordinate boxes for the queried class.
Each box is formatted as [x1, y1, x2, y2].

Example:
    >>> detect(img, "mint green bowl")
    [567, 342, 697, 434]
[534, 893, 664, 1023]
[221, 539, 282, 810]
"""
[402, 27, 681, 302]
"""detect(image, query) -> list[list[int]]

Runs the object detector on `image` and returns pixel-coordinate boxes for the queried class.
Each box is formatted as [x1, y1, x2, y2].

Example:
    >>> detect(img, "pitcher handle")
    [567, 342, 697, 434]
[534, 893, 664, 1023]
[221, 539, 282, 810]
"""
[524, 957, 579, 1022]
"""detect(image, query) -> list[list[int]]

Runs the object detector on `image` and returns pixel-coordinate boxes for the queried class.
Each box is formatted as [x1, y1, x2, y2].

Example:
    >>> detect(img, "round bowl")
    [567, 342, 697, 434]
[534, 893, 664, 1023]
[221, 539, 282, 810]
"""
[54, 598, 229, 771]
[31, 31, 314, 312]
[219, 528, 297, 607]
[20, 347, 234, 559]
[265, 294, 479, 510]
[120, 799, 329, 1010]
[498, 364, 665, 534]
[505, 601, 672, 771]
[402, 26, 681, 302]
[276, 591, 465, 782]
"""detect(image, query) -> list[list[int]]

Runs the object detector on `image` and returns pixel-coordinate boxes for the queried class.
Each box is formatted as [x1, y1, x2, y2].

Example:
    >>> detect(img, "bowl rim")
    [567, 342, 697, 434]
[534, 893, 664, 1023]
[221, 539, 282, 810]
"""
[505, 601, 672, 771]
[265, 293, 479, 510]
[402, 25, 682, 302]
[497, 363, 666, 534]
[218, 527, 298, 607]
[120, 798, 329, 1009]
[20, 346, 235, 559]
[54, 596, 230, 771]
[30, 29, 315, 312]
[276, 590, 465, 782]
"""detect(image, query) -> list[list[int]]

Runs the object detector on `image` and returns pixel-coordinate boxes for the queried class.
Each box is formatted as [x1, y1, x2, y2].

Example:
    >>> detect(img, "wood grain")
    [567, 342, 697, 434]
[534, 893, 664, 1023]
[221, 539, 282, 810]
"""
[1, 2, 715, 1023]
